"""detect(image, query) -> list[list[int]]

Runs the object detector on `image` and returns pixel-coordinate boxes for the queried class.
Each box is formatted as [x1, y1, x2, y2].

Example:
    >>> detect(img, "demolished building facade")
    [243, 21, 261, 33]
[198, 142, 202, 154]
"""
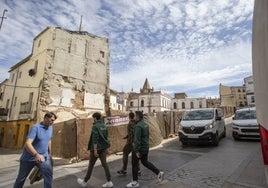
[0, 27, 110, 121]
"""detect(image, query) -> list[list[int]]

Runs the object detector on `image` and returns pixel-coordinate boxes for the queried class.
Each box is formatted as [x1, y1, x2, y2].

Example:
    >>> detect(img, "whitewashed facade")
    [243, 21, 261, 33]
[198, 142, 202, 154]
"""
[171, 93, 207, 110]
[244, 75, 255, 107]
[127, 78, 171, 113]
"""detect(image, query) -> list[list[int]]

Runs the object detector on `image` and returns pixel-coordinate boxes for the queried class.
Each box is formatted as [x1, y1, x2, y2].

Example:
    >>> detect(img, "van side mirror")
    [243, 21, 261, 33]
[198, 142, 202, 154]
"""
[216, 117, 222, 121]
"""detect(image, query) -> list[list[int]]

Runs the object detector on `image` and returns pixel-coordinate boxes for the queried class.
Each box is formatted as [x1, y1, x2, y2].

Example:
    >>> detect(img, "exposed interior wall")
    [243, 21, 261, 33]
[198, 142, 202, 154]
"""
[37, 28, 110, 121]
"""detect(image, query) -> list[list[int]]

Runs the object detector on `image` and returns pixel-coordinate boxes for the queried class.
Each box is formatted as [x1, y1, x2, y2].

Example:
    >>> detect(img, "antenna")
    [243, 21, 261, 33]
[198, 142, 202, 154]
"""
[79, 15, 83, 31]
[0, 9, 8, 31]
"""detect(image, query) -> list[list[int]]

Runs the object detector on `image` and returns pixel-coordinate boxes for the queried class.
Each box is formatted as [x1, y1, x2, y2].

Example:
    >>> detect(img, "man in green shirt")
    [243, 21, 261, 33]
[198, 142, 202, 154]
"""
[126, 111, 164, 188]
[77, 112, 113, 188]
[117, 112, 140, 175]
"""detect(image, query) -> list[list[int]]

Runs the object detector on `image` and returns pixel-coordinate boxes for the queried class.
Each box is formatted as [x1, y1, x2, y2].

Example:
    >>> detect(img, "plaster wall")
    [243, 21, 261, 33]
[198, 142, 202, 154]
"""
[37, 27, 110, 118]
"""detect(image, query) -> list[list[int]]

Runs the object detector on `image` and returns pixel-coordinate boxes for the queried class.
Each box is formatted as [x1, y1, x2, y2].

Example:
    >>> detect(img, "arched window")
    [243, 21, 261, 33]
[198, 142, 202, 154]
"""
[182, 102, 185, 109]
[190, 102, 194, 109]
[141, 99, 144, 107]
[173, 102, 177, 109]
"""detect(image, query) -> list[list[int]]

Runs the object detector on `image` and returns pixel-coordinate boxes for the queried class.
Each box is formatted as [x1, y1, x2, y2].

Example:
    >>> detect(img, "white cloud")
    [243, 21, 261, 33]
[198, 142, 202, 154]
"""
[0, 0, 254, 98]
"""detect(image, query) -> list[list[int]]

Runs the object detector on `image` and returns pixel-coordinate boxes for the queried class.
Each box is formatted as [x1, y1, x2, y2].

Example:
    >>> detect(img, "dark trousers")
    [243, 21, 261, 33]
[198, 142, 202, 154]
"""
[131, 150, 160, 181]
[84, 149, 111, 182]
[122, 143, 140, 171]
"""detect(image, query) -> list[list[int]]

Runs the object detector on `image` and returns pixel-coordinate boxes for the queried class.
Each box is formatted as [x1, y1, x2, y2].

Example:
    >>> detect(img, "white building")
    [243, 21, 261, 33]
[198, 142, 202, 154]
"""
[171, 93, 207, 110]
[244, 75, 255, 107]
[127, 78, 171, 113]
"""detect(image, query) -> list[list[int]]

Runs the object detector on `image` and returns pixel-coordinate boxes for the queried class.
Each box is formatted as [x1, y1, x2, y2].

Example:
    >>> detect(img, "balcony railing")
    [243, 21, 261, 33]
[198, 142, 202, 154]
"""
[19, 102, 31, 114]
[0, 108, 8, 116]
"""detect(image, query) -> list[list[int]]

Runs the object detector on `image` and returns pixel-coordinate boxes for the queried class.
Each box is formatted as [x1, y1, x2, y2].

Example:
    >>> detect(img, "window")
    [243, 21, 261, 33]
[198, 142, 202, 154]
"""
[100, 51, 105, 58]
[28, 92, 33, 112]
[199, 101, 202, 108]
[130, 101, 133, 107]
[141, 99, 144, 107]
[251, 96, 255, 103]
[6, 99, 10, 109]
[14, 97, 17, 106]
[173, 102, 177, 109]
[182, 102, 185, 109]
[11, 73, 14, 83]
[19, 71, 22, 79]
[34, 60, 38, 71]
[68, 39, 72, 53]
[190, 102, 194, 109]
[38, 40, 41, 47]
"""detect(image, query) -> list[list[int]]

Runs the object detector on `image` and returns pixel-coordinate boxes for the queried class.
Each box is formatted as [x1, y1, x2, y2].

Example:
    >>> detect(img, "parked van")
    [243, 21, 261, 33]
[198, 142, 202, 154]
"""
[178, 108, 226, 146]
[232, 107, 260, 140]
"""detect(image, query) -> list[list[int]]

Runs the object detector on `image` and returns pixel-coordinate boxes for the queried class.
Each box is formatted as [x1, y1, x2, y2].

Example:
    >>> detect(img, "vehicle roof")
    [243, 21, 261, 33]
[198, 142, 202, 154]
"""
[186, 108, 217, 111]
[236, 107, 256, 112]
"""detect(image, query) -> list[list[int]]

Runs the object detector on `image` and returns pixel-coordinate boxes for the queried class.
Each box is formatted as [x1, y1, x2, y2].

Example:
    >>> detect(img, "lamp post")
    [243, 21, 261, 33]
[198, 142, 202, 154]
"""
[0, 9, 8, 31]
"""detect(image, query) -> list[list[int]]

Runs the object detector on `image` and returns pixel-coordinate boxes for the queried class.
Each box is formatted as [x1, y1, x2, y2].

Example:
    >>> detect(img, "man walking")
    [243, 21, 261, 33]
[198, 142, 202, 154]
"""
[14, 111, 57, 188]
[126, 111, 164, 188]
[77, 112, 113, 188]
[117, 112, 140, 175]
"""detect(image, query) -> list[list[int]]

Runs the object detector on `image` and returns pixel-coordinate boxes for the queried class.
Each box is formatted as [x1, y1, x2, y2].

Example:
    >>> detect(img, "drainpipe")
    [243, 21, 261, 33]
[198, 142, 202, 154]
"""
[75, 118, 79, 161]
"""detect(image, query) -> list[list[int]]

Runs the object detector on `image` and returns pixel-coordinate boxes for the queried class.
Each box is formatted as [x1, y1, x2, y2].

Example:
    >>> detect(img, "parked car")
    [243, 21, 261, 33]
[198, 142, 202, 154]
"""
[232, 107, 260, 140]
[178, 108, 226, 146]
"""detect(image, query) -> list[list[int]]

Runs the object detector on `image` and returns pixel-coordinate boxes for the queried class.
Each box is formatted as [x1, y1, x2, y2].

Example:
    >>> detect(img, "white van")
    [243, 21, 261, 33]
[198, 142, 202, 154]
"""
[232, 107, 260, 140]
[178, 108, 226, 146]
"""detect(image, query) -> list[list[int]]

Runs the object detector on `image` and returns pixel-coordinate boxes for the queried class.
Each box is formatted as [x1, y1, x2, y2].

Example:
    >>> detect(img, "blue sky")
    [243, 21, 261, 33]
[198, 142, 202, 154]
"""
[0, 0, 254, 98]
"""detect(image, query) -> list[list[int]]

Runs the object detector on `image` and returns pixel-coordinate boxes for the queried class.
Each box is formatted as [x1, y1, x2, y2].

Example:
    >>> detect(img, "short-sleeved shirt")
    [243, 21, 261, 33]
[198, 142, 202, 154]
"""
[20, 122, 53, 161]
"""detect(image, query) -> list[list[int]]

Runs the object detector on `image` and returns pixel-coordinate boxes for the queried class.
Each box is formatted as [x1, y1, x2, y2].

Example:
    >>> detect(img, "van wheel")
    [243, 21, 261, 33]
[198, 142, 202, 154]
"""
[213, 134, 219, 146]
[232, 133, 240, 141]
[181, 141, 187, 146]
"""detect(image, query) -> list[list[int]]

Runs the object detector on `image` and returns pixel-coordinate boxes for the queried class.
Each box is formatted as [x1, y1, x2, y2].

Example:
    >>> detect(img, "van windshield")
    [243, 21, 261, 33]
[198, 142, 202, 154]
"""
[234, 110, 256, 120]
[183, 109, 214, 120]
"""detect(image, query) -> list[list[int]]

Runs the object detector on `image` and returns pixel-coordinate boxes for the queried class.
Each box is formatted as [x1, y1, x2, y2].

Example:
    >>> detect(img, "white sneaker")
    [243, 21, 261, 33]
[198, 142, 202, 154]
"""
[158, 171, 164, 182]
[77, 178, 87, 187]
[102, 181, 113, 188]
[126, 181, 139, 187]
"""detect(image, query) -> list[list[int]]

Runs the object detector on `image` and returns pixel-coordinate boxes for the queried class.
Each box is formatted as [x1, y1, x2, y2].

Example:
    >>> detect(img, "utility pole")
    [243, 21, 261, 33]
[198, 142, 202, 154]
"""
[79, 15, 83, 31]
[0, 9, 8, 31]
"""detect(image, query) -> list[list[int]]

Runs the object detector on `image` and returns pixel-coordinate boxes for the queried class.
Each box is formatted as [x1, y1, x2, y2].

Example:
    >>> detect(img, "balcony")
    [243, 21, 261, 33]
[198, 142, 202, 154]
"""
[0, 108, 8, 116]
[0, 108, 8, 120]
[19, 102, 31, 114]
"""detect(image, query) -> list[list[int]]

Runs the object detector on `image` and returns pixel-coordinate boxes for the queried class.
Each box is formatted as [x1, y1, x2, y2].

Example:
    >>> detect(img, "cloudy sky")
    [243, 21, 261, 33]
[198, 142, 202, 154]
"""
[0, 0, 254, 98]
